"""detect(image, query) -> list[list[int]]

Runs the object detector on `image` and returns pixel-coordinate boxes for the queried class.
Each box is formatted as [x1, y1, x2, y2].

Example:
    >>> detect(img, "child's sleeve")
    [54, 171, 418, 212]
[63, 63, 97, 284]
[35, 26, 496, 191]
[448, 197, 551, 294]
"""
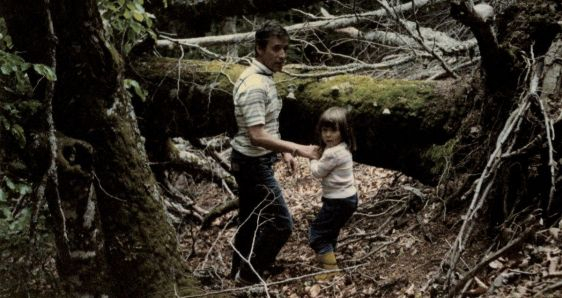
[310, 151, 337, 178]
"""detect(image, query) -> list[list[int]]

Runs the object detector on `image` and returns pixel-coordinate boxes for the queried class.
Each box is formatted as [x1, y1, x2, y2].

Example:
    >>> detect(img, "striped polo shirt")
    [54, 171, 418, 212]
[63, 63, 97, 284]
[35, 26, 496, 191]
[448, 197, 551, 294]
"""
[310, 143, 357, 199]
[231, 59, 282, 157]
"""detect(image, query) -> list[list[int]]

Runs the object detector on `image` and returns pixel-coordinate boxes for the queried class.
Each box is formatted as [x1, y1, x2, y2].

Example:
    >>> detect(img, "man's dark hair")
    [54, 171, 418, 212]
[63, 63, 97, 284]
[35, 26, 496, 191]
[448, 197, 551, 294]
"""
[255, 21, 289, 54]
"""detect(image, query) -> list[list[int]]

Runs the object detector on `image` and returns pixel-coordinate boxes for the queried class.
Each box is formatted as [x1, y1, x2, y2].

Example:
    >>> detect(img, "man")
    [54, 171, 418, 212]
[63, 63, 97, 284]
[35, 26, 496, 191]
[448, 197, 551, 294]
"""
[230, 20, 317, 284]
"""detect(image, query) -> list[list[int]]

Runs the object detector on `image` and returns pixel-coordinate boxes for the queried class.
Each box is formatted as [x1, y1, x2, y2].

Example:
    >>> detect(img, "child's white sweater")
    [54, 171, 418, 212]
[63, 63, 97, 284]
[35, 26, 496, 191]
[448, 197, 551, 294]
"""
[310, 142, 356, 199]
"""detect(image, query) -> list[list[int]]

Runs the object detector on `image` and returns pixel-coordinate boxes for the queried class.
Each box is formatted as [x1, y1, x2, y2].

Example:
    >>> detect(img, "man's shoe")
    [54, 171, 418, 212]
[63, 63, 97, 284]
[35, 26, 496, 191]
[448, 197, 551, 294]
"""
[263, 264, 286, 277]
[235, 269, 261, 286]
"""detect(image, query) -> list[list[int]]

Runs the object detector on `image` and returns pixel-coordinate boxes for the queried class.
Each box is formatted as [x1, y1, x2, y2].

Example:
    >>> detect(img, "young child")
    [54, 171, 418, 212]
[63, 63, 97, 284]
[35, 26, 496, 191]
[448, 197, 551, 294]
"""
[308, 106, 358, 281]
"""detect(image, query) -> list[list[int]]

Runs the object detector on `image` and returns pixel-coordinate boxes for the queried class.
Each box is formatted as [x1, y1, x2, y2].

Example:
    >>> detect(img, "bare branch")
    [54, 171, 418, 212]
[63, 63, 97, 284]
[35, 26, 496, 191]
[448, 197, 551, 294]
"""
[376, 0, 459, 78]
[156, 0, 446, 48]
[442, 53, 540, 288]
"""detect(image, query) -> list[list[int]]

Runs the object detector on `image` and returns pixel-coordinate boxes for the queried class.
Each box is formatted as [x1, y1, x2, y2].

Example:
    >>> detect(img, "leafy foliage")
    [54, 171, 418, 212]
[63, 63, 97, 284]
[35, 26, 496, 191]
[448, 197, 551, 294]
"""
[0, 17, 48, 249]
[0, 18, 54, 149]
[124, 78, 148, 101]
[0, 190, 56, 297]
[99, 0, 156, 56]
[98, 0, 155, 101]
[0, 176, 32, 235]
[0, 18, 60, 297]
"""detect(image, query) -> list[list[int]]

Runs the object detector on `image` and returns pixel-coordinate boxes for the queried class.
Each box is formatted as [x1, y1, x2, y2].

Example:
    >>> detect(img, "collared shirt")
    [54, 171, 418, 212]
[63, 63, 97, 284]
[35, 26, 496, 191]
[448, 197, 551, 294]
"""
[310, 142, 357, 199]
[231, 59, 282, 157]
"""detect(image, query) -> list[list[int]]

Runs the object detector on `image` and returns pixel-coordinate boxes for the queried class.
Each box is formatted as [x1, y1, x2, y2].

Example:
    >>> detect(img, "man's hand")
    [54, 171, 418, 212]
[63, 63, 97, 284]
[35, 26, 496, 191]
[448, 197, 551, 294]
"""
[297, 144, 320, 160]
[282, 152, 297, 173]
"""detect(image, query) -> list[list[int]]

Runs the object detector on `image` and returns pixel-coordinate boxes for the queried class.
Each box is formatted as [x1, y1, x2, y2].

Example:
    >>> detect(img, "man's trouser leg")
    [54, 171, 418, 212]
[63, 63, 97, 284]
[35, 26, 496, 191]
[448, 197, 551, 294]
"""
[231, 152, 293, 282]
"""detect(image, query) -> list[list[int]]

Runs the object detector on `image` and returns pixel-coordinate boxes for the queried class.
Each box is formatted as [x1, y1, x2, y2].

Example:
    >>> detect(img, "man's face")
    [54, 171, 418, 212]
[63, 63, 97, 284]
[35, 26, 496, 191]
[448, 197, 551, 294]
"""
[256, 35, 289, 73]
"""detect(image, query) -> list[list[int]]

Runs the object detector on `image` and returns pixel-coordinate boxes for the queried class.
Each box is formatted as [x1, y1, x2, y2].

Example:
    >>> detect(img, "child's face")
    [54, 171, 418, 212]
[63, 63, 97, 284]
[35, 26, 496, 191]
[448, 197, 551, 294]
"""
[321, 126, 342, 148]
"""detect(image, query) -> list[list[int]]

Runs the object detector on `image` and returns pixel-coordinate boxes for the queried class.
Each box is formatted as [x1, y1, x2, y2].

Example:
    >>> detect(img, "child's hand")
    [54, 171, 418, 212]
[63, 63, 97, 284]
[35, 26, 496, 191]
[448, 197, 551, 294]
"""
[312, 145, 321, 159]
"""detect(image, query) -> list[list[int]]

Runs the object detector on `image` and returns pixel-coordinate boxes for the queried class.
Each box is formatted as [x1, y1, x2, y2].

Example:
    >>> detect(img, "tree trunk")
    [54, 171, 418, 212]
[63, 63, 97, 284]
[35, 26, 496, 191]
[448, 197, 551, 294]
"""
[51, 135, 110, 295]
[1, 0, 200, 296]
[131, 57, 471, 184]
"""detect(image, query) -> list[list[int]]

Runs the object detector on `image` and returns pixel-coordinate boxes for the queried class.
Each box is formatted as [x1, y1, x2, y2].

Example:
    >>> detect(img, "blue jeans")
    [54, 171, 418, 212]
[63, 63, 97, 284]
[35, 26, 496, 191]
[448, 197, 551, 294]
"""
[309, 194, 358, 254]
[230, 149, 293, 280]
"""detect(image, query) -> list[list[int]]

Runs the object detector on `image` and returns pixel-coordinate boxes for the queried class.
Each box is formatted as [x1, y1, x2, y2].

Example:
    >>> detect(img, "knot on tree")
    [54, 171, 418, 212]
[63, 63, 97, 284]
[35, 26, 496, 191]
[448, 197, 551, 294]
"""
[56, 136, 94, 178]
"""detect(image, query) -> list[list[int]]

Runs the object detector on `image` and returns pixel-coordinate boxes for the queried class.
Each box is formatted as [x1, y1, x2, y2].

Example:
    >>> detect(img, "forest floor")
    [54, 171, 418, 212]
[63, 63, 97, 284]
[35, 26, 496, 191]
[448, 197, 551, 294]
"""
[1, 158, 560, 297]
[178, 157, 562, 298]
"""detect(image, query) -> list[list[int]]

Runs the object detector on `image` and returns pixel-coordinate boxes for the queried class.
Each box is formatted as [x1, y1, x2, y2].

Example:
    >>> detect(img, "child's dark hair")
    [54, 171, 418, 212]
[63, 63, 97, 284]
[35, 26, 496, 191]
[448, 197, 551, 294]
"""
[316, 106, 356, 153]
[255, 21, 289, 55]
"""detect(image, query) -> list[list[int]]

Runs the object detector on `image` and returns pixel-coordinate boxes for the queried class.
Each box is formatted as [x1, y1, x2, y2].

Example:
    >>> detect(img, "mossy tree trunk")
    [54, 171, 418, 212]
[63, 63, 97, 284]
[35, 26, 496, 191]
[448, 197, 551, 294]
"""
[1, 0, 199, 296]
[132, 57, 471, 184]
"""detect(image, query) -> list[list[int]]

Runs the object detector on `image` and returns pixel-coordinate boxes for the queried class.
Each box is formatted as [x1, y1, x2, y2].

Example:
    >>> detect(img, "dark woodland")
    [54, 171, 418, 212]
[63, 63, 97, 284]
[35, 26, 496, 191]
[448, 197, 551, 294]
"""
[0, 0, 561, 297]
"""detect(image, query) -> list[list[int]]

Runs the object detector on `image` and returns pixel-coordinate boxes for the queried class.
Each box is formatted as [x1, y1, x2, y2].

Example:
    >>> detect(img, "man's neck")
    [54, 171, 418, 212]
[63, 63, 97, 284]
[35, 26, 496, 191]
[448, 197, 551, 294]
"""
[253, 59, 274, 75]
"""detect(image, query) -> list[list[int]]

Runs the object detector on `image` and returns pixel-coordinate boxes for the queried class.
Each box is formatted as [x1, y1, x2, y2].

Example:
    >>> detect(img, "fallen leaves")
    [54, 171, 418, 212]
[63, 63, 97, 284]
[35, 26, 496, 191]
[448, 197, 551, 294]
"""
[177, 156, 562, 297]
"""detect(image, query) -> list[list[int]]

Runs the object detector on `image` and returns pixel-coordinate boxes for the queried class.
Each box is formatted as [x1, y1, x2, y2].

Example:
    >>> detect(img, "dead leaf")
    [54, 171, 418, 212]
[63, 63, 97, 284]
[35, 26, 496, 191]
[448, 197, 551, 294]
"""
[405, 283, 415, 296]
[309, 284, 321, 297]
[489, 259, 504, 269]
[548, 227, 559, 240]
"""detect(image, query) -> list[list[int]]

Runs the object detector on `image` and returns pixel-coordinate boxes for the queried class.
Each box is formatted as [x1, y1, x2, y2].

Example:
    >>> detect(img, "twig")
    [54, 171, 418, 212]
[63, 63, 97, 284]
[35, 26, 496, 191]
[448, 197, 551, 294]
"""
[500, 134, 543, 159]
[179, 263, 367, 298]
[448, 224, 537, 297]
[197, 216, 236, 271]
[353, 240, 395, 262]
[228, 193, 278, 297]
[339, 216, 392, 244]
[93, 171, 126, 202]
[282, 55, 415, 78]
[533, 280, 562, 297]
[443, 54, 538, 287]
[376, 0, 459, 79]
[534, 78, 558, 213]
[29, 0, 71, 264]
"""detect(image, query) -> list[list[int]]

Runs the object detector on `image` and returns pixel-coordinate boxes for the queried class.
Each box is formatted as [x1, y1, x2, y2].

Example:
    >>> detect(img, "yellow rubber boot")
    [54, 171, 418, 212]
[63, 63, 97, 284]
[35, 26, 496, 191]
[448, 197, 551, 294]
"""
[314, 251, 339, 281]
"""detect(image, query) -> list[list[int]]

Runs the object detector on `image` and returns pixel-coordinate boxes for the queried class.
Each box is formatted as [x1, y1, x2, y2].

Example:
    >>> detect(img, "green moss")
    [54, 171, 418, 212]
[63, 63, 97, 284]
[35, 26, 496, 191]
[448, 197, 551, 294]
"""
[179, 61, 436, 108]
[423, 138, 459, 174]
[180, 59, 244, 91]
[290, 74, 435, 110]
[139, 59, 438, 122]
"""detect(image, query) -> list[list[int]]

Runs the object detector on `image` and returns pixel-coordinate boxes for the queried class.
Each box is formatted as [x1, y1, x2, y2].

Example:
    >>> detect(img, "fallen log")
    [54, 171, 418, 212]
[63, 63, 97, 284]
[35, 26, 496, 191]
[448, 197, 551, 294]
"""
[131, 57, 471, 185]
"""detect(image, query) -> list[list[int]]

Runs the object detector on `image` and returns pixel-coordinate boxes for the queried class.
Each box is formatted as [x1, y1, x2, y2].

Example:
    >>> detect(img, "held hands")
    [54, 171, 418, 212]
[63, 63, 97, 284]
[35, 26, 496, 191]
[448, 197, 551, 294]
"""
[296, 144, 320, 160]
[283, 144, 320, 173]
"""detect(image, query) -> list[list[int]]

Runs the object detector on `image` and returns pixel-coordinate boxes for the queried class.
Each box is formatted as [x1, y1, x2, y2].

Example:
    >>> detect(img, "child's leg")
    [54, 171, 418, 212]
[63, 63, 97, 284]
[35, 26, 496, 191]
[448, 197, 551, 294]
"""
[309, 199, 339, 281]
[328, 194, 358, 252]
[309, 199, 339, 254]
[309, 194, 358, 253]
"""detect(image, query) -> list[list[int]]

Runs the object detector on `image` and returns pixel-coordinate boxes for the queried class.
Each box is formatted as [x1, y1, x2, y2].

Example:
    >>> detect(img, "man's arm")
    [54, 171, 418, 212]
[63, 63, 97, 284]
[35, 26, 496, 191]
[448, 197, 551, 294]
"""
[247, 124, 318, 159]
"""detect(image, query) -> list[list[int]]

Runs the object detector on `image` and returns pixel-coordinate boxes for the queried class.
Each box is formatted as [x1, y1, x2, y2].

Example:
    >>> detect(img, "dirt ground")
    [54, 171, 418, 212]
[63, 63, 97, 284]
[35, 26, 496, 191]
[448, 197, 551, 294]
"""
[175, 158, 464, 297]
[178, 156, 562, 297]
[1, 155, 559, 297]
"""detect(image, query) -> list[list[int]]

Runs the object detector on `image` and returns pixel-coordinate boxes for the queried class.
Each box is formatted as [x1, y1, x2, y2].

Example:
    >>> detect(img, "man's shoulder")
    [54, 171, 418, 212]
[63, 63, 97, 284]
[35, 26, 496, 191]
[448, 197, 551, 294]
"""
[236, 72, 270, 92]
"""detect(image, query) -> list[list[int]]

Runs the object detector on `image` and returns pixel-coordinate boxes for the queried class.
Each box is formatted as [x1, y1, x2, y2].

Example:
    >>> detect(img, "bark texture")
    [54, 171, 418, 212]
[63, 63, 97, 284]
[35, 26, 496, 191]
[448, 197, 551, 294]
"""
[1, 0, 200, 296]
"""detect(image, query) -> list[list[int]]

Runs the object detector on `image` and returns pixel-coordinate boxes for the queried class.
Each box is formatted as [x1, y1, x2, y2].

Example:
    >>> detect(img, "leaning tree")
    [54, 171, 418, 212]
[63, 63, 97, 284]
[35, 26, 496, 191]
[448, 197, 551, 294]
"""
[0, 0, 200, 296]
